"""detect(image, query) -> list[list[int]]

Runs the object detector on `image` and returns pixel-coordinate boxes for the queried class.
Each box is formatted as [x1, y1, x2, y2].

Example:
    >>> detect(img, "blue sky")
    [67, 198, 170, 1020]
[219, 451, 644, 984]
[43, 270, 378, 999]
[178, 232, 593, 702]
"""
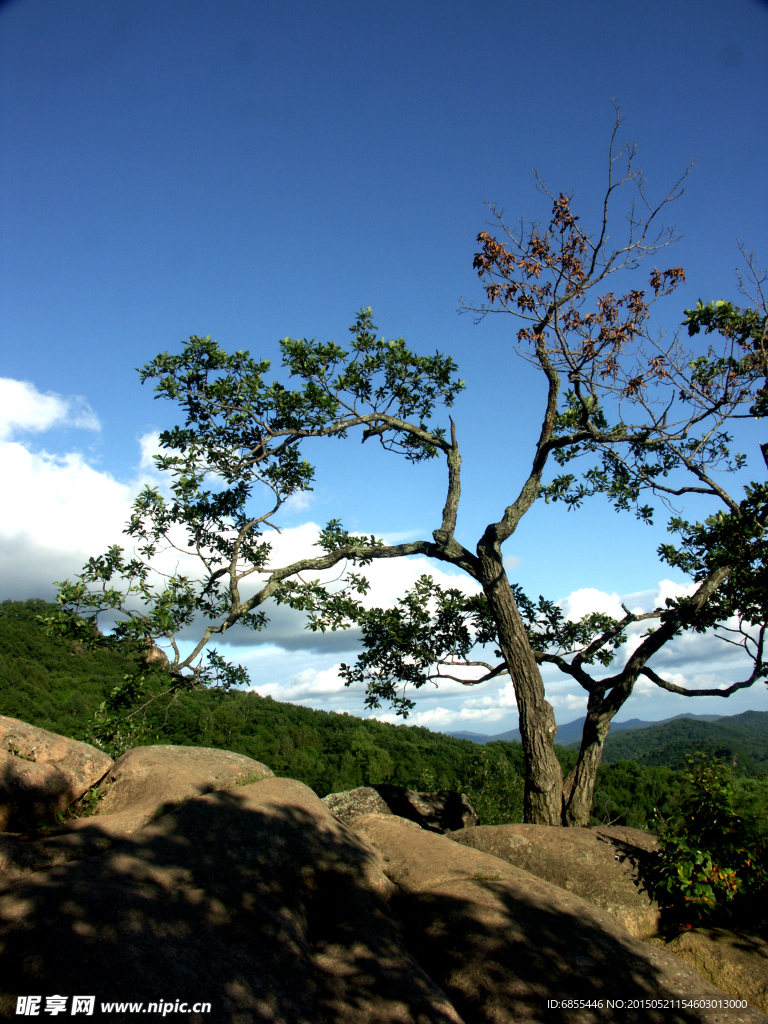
[1, 0, 767, 735]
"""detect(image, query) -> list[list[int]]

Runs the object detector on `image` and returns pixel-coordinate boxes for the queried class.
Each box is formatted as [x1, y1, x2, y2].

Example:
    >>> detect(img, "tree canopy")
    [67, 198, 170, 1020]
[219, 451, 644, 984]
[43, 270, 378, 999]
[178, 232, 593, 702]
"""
[46, 110, 767, 825]
[7, 598, 768, 837]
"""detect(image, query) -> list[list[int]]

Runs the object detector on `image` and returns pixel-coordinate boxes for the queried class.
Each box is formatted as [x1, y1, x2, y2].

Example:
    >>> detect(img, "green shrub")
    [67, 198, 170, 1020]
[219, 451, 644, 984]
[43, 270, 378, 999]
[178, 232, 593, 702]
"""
[651, 753, 768, 928]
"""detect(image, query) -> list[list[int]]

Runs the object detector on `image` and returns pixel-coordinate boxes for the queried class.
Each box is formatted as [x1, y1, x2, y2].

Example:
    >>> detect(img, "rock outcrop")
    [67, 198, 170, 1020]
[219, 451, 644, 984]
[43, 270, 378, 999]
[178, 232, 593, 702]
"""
[448, 822, 661, 938]
[0, 778, 462, 1023]
[91, 743, 275, 833]
[143, 642, 170, 668]
[0, 744, 276, 880]
[0, 720, 766, 1022]
[352, 812, 767, 1023]
[0, 716, 111, 832]
[323, 784, 478, 833]
[665, 928, 768, 1012]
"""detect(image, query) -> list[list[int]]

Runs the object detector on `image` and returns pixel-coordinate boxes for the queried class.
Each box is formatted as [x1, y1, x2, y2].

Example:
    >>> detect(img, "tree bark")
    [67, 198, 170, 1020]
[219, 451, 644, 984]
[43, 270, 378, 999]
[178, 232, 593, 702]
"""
[478, 545, 563, 825]
[562, 692, 615, 827]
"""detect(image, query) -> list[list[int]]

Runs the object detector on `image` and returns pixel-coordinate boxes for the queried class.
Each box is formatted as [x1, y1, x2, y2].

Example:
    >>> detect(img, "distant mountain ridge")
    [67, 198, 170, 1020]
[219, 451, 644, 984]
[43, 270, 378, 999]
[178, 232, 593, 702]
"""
[446, 710, 768, 776]
[446, 711, 729, 747]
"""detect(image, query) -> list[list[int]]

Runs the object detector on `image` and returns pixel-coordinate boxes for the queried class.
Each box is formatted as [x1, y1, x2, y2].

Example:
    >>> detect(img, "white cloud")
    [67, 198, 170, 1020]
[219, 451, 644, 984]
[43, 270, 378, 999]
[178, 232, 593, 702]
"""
[548, 692, 588, 713]
[0, 372, 478, 632]
[369, 704, 510, 730]
[462, 678, 518, 710]
[0, 424, 209, 605]
[0, 442, 131, 562]
[631, 675, 658, 698]
[0, 384, 164, 602]
[259, 663, 349, 700]
[0, 378, 99, 440]
[378, 529, 427, 544]
[617, 579, 699, 616]
[281, 490, 313, 514]
[557, 579, 701, 624]
[0, 411, 478, 644]
[558, 587, 624, 621]
[255, 520, 480, 614]
[232, 575, 764, 728]
[138, 431, 163, 470]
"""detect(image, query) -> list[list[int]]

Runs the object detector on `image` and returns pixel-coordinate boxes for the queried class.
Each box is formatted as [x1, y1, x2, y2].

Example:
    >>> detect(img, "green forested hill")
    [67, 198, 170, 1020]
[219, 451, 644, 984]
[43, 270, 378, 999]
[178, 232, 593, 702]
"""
[599, 714, 768, 776]
[729, 711, 768, 735]
[0, 598, 143, 732]
[0, 599, 525, 823]
[2, 598, 766, 832]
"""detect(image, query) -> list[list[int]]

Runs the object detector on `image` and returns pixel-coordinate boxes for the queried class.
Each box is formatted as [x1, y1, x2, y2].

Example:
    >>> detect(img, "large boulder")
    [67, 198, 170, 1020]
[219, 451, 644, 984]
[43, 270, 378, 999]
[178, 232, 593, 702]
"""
[351, 813, 768, 1023]
[324, 784, 478, 833]
[81, 743, 276, 836]
[0, 744, 277, 880]
[0, 777, 463, 1023]
[665, 928, 768, 1012]
[448, 822, 661, 938]
[0, 716, 112, 832]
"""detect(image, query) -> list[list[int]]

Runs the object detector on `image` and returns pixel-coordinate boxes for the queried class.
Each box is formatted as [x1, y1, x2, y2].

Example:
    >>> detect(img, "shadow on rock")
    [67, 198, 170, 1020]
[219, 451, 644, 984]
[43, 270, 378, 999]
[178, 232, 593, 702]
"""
[0, 779, 461, 1024]
[449, 823, 661, 939]
[393, 881, 716, 1024]
[0, 716, 111, 832]
[352, 814, 767, 1024]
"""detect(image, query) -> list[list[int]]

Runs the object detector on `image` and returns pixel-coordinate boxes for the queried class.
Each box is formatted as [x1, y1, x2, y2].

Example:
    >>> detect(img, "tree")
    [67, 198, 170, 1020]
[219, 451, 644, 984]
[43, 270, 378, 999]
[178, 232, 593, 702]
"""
[47, 110, 767, 825]
[342, 228, 767, 825]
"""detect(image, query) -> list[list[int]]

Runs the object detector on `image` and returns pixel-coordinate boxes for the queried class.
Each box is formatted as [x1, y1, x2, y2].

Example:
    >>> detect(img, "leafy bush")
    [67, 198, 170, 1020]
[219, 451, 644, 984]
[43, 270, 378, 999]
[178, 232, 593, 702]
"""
[650, 753, 768, 928]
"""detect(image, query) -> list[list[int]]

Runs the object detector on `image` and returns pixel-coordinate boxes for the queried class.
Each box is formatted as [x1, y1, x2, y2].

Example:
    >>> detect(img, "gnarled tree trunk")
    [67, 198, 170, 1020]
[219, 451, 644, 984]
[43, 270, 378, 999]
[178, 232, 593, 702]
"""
[562, 693, 615, 827]
[478, 547, 563, 825]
